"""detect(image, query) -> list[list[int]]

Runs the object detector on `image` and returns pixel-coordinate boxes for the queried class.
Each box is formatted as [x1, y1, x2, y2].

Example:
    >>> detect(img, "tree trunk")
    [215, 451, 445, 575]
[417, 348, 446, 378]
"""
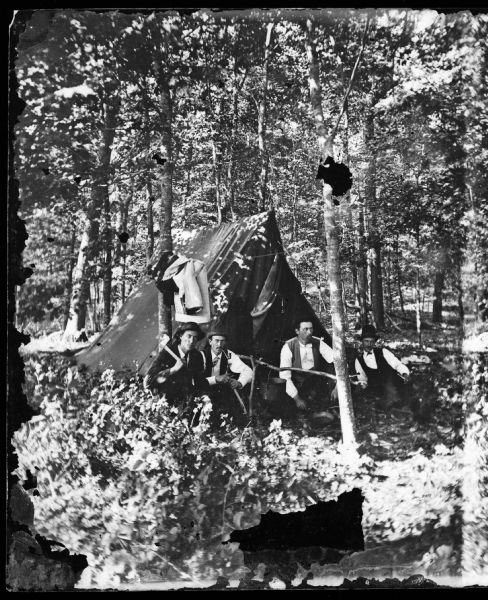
[364, 113, 385, 330]
[342, 104, 358, 325]
[306, 18, 356, 448]
[432, 268, 445, 324]
[146, 182, 154, 265]
[385, 247, 392, 313]
[64, 99, 118, 339]
[356, 197, 368, 326]
[258, 22, 274, 212]
[456, 260, 465, 334]
[112, 188, 132, 311]
[182, 144, 192, 227]
[63, 226, 77, 329]
[393, 237, 405, 315]
[212, 138, 223, 224]
[154, 63, 173, 345]
[102, 191, 113, 327]
[225, 56, 247, 221]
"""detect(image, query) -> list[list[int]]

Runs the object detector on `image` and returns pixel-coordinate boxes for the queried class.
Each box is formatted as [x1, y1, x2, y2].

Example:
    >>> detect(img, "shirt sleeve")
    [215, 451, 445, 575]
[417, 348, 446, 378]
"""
[355, 358, 368, 385]
[382, 349, 410, 376]
[280, 344, 299, 398]
[319, 339, 334, 363]
[228, 352, 253, 387]
[207, 376, 217, 386]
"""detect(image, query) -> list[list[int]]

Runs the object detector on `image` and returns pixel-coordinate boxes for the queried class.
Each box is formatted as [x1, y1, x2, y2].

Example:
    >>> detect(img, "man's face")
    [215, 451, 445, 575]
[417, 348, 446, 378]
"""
[210, 335, 227, 355]
[179, 330, 199, 354]
[362, 337, 376, 352]
[296, 322, 313, 344]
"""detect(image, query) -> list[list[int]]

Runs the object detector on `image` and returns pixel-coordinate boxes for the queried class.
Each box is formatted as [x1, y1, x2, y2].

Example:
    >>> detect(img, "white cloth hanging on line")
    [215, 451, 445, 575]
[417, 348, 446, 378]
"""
[162, 256, 211, 323]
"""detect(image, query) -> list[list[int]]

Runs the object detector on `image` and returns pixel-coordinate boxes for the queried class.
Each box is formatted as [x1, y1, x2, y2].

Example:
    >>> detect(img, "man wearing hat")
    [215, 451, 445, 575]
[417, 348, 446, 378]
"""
[354, 324, 410, 409]
[145, 322, 209, 405]
[202, 328, 253, 423]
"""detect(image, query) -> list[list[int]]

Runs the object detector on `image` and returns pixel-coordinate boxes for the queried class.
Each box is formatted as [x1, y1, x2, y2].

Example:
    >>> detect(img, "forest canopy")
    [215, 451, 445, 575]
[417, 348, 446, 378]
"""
[13, 8, 488, 338]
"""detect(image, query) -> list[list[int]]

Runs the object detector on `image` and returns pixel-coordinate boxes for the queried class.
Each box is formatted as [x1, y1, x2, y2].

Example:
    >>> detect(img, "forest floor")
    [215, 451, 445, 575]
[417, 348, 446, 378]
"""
[14, 312, 486, 588]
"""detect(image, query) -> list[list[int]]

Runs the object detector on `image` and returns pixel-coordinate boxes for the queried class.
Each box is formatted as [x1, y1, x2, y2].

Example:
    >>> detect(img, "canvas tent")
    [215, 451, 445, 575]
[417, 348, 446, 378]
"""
[77, 210, 331, 376]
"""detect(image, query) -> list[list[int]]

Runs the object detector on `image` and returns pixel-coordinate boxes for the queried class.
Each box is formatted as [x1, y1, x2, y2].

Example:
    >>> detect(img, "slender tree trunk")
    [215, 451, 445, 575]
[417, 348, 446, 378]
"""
[258, 22, 274, 212]
[183, 144, 192, 227]
[102, 190, 113, 327]
[120, 193, 130, 305]
[63, 226, 77, 329]
[226, 74, 238, 219]
[356, 197, 368, 326]
[385, 247, 392, 313]
[432, 269, 445, 324]
[225, 57, 247, 221]
[64, 98, 118, 339]
[113, 188, 132, 311]
[342, 105, 358, 325]
[369, 234, 385, 329]
[415, 229, 422, 346]
[212, 139, 223, 224]
[364, 113, 384, 330]
[146, 182, 154, 265]
[154, 63, 173, 345]
[306, 18, 356, 448]
[456, 259, 465, 334]
[393, 237, 405, 315]
[432, 248, 447, 324]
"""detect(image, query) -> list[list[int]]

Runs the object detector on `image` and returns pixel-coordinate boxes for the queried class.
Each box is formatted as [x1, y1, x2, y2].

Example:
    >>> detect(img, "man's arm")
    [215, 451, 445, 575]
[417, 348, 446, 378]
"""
[355, 358, 368, 387]
[145, 350, 175, 386]
[280, 344, 299, 399]
[382, 349, 410, 378]
[228, 352, 253, 388]
[319, 339, 334, 363]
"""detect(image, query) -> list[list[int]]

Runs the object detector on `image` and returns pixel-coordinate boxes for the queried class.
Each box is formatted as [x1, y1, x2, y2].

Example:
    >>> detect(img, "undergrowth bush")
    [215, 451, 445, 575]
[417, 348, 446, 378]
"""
[13, 353, 468, 587]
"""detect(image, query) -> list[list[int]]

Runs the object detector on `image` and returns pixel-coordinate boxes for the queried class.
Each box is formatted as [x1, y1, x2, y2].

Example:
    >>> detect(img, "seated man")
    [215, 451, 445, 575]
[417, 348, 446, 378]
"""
[279, 318, 336, 419]
[144, 322, 209, 417]
[202, 328, 253, 424]
[354, 324, 410, 411]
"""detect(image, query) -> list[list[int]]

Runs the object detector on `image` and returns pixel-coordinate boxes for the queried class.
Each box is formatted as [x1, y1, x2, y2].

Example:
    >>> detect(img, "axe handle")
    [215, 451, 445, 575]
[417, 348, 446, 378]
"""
[232, 388, 248, 415]
[162, 343, 181, 363]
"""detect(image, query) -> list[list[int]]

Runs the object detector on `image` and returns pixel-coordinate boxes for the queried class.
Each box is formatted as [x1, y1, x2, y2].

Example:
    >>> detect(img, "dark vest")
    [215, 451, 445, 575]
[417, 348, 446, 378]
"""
[357, 348, 402, 388]
[202, 347, 229, 378]
[286, 337, 327, 387]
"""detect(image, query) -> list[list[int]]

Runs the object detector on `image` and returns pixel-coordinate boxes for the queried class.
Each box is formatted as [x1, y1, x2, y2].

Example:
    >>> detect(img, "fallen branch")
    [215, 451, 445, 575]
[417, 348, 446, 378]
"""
[386, 312, 403, 333]
[387, 312, 432, 330]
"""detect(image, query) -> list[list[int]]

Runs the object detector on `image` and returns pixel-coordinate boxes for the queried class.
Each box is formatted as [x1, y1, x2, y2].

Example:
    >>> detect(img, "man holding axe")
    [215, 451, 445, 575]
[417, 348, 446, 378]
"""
[144, 322, 208, 407]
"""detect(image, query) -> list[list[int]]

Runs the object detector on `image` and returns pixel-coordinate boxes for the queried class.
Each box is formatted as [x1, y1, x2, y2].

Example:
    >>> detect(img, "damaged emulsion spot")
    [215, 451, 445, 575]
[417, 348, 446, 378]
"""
[225, 489, 364, 582]
[117, 231, 130, 244]
[316, 156, 353, 204]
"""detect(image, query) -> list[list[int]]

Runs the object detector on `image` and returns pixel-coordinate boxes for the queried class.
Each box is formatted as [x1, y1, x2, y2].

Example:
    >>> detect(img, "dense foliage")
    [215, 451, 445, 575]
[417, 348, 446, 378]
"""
[14, 348, 470, 586]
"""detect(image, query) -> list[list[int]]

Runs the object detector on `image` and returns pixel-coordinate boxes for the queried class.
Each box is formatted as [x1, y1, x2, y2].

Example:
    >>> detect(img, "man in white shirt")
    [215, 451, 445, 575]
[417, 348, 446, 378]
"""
[202, 329, 253, 424]
[279, 318, 335, 418]
[354, 324, 410, 409]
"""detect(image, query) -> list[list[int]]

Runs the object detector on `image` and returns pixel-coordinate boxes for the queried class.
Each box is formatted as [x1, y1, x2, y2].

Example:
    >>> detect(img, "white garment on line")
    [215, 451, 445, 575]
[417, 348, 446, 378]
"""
[162, 255, 211, 323]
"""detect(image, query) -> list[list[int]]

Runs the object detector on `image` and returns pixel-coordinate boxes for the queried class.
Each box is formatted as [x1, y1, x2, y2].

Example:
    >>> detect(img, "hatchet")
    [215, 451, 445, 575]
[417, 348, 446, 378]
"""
[159, 333, 181, 362]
